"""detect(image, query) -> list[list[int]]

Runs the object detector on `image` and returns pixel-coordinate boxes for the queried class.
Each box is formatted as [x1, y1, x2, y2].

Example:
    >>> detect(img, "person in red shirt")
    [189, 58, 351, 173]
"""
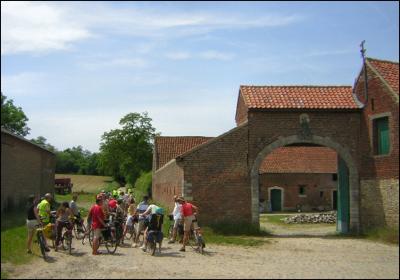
[108, 195, 118, 211]
[178, 197, 198, 252]
[89, 196, 106, 255]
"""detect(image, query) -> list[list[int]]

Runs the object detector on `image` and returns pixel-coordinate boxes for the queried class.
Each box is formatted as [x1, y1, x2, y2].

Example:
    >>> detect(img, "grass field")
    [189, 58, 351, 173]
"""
[55, 174, 114, 193]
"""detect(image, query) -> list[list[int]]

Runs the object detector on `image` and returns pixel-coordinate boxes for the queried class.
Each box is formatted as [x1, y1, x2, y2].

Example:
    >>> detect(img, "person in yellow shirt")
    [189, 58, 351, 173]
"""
[37, 193, 53, 252]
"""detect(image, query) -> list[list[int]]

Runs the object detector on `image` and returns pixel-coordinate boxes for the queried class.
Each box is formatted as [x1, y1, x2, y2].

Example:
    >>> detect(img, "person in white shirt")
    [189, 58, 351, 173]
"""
[168, 195, 183, 244]
[132, 196, 149, 247]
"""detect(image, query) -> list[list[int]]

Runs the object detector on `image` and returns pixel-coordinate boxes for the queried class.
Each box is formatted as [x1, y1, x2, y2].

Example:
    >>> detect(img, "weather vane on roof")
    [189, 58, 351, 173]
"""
[360, 40, 366, 61]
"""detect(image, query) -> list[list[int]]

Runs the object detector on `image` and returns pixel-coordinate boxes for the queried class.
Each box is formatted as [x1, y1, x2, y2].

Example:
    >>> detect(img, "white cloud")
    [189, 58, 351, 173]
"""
[200, 50, 235, 61]
[1, 2, 303, 55]
[165, 52, 192, 60]
[1, 1, 91, 55]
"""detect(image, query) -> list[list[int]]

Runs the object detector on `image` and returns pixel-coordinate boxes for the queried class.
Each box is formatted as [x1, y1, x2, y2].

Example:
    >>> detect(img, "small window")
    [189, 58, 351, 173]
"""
[371, 98, 375, 111]
[373, 117, 390, 155]
[299, 185, 306, 196]
[320, 191, 324, 198]
[332, 174, 338, 181]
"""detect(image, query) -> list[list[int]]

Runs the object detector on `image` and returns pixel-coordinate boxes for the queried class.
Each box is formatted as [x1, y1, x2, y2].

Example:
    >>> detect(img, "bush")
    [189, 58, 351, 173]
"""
[133, 171, 152, 202]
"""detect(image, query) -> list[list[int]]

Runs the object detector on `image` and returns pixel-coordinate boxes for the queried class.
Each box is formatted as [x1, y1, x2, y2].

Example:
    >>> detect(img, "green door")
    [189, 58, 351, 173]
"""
[337, 157, 350, 233]
[271, 189, 282, 211]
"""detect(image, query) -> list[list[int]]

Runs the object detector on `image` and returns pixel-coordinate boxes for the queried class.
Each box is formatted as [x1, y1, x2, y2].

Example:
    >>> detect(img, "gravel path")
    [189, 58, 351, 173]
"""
[6, 236, 399, 279]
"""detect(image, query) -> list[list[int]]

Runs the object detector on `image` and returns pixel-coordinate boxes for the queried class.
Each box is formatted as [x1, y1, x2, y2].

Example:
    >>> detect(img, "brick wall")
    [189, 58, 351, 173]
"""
[235, 92, 248, 126]
[178, 123, 251, 225]
[247, 111, 361, 174]
[354, 63, 399, 230]
[354, 64, 399, 180]
[260, 173, 337, 211]
[1, 132, 56, 212]
[152, 159, 184, 211]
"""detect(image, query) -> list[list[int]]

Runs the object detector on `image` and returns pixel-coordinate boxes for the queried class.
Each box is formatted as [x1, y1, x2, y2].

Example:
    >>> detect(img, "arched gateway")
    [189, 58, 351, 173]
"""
[250, 134, 360, 233]
[153, 58, 399, 234]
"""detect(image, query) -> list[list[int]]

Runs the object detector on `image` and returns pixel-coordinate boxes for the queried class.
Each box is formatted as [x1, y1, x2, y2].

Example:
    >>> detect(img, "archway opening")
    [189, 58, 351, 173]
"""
[251, 135, 359, 235]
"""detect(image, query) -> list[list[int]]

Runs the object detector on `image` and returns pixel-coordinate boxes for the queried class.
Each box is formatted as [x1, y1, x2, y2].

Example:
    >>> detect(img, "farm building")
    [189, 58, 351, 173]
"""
[152, 57, 399, 233]
[1, 128, 56, 212]
[259, 146, 338, 212]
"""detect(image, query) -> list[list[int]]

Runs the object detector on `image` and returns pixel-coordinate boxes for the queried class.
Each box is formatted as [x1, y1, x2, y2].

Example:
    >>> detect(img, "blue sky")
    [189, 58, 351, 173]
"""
[1, 1, 399, 152]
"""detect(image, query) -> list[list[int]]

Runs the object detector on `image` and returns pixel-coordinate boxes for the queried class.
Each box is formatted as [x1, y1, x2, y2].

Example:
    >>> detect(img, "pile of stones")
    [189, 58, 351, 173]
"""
[283, 212, 337, 224]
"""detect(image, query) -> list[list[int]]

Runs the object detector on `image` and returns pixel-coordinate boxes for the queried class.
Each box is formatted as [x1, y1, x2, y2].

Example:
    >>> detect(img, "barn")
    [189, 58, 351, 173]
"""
[1, 128, 56, 212]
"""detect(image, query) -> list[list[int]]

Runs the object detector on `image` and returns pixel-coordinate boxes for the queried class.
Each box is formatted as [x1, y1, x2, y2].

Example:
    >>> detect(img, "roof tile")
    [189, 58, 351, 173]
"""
[367, 58, 399, 94]
[155, 136, 213, 170]
[240, 86, 358, 109]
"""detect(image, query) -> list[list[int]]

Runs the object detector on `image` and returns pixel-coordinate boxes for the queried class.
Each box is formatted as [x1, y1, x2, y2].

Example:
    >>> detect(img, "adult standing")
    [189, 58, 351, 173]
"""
[37, 193, 53, 251]
[89, 196, 107, 255]
[178, 198, 198, 252]
[26, 195, 42, 254]
[168, 195, 183, 244]
[132, 196, 149, 247]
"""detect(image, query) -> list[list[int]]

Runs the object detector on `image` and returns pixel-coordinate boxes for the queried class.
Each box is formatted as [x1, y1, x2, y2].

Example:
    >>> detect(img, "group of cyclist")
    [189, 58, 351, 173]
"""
[26, 188, 200, 256]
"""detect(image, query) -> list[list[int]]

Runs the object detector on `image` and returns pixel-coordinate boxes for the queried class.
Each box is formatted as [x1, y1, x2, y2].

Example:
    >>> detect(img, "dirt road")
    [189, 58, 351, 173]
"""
[6, 235, 398, 279]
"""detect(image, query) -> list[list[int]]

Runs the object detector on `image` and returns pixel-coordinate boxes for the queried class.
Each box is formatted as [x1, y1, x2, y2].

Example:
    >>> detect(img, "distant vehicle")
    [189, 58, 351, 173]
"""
[54, 178, 73, 194]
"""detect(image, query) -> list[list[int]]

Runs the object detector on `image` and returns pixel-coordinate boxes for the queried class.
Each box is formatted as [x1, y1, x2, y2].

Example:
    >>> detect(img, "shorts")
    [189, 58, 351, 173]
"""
[26, 219, 39, 233]
[93, 228, 102, 239]
[126, 215, 134, 227]
[136, 219, 145, 235]
[183, 215, 198, 232]
[173, 218, 183, 229]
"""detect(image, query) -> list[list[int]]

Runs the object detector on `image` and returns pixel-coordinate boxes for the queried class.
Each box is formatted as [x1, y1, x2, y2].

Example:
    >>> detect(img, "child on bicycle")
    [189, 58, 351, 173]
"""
[55, 201, 74, 251]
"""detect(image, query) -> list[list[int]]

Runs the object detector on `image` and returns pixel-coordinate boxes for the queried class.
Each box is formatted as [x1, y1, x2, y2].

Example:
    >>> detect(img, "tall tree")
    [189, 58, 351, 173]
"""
[31, 136, 56, 152]
[1, 92, 30, 136]
[99, 112, 157, 185]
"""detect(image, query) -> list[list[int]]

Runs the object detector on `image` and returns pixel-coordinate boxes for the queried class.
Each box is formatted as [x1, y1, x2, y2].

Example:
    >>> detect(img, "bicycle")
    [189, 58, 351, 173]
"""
[72, 213, 87, 240]
[87, 222, 118, 254]
[124, 215, 137, 243]
[188, 218, 206, 254]
[35, 224, 48, 259]
[57, 221, 74, 254]
[146, 230, 163, 256]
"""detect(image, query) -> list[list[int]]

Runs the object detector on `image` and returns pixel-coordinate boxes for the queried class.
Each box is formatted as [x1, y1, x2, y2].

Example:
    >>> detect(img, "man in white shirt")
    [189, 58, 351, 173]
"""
[168, 195, 183, 244]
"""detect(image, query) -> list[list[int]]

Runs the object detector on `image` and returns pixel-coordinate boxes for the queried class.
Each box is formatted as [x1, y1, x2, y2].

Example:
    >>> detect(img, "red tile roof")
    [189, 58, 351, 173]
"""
[259, 146, 337, 174]
[240, 85, 359, 109]
[367, 58, 399, 94]
[154, 136, 213, 170]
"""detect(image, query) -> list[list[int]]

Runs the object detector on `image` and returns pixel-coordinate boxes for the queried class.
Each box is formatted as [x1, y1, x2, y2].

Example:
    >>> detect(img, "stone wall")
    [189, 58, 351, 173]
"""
[1, 131, 56, 212]
[360, 179, 399, 230]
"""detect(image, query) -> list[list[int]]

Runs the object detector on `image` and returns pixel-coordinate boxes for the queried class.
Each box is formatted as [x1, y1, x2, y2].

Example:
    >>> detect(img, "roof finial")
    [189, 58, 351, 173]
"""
[360, 40, 368, 106]
[360, 40, 366, 61]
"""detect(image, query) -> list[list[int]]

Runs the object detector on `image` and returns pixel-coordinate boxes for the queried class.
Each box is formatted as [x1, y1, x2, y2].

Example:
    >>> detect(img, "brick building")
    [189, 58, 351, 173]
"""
[259, 146, 338, 212]
[152, 57, 399, 233]
[1, 128, 56, 212]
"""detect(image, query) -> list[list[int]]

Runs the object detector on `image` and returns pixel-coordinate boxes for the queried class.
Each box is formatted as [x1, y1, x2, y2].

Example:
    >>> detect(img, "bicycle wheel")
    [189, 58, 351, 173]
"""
[62, 231, 72, 254]
[125, 225, 136, 241]
[88, 227, 94, 247]
[188, 231, 197, 249]
[105, 229, 118, 254]
[37, 230, 46, 259]
[197, 235, 205, 254]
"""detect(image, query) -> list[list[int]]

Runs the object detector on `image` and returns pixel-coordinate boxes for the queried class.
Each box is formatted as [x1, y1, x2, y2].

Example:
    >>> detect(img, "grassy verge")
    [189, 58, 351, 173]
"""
[1, 210, 37, 278]
[363, 227, 399, 245]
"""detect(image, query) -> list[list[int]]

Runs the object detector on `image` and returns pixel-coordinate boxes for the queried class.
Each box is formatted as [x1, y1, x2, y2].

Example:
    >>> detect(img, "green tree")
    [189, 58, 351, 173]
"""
[99, 112, 157, 185]
[1, 92, 30, 136]
[30, 136, 56, 152]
